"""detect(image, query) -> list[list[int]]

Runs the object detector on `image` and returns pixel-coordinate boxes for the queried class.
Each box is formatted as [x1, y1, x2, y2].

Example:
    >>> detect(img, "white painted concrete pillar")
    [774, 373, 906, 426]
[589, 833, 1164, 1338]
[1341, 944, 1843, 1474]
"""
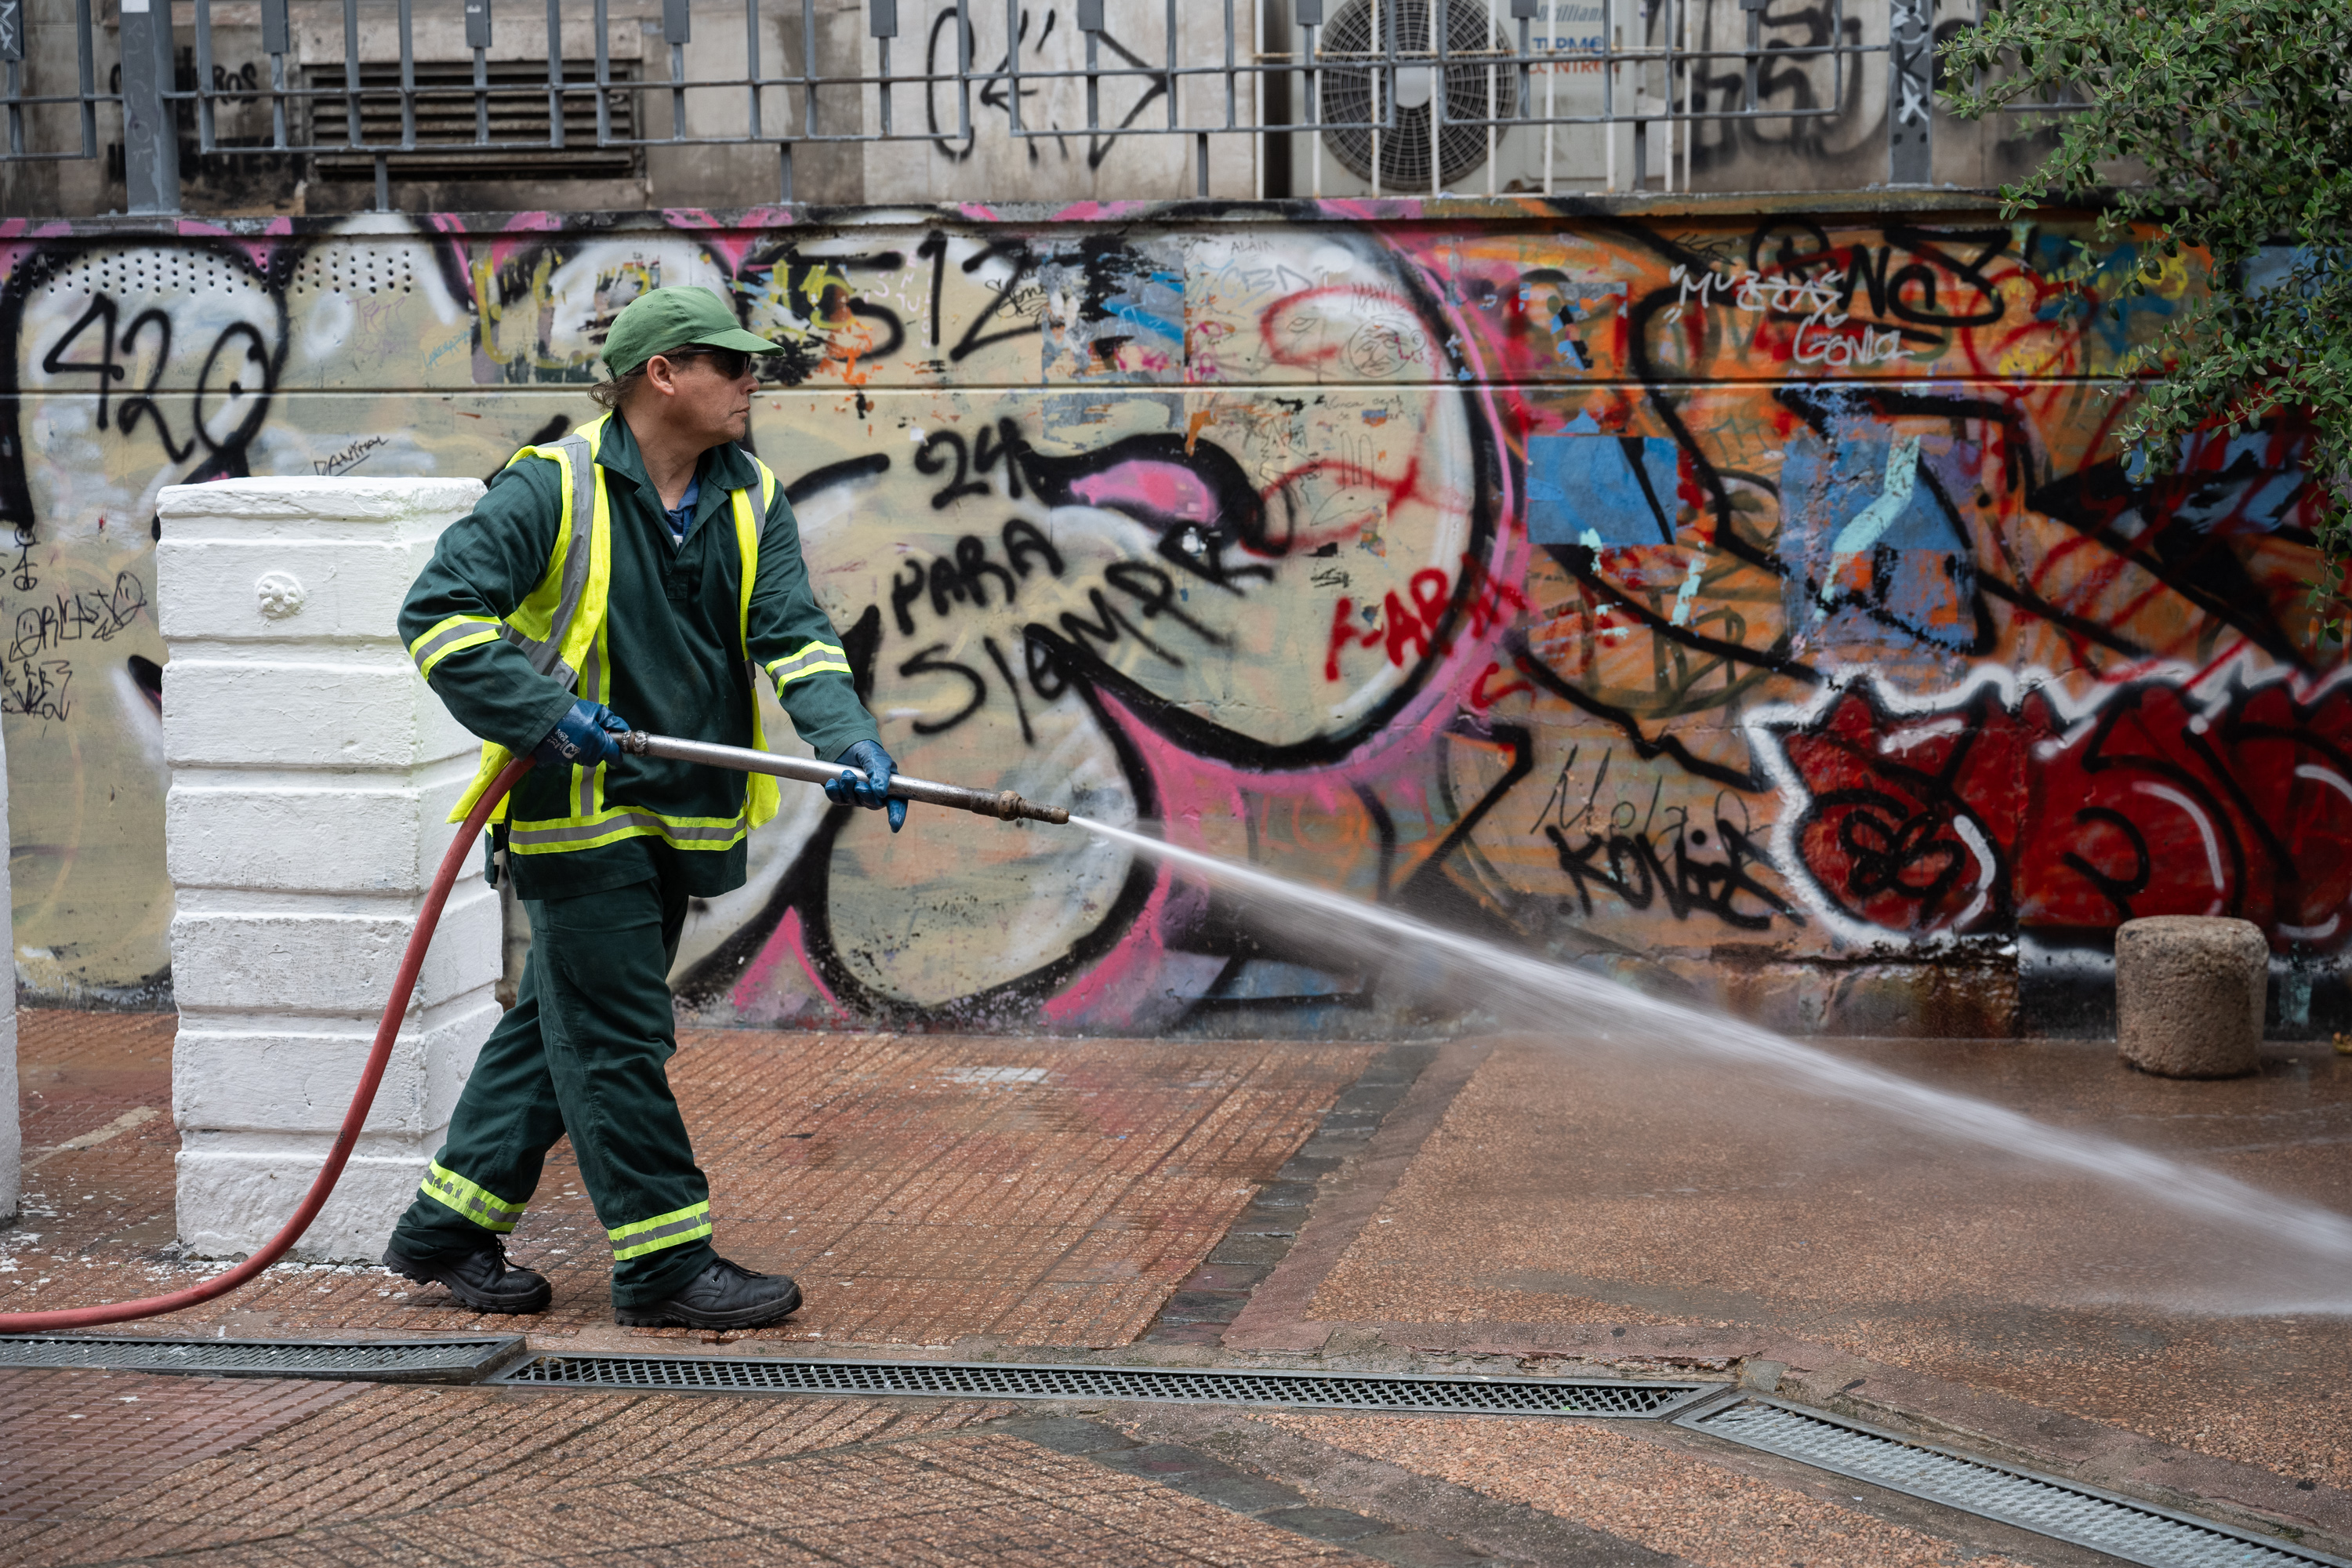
[157, 477, 498, 1261]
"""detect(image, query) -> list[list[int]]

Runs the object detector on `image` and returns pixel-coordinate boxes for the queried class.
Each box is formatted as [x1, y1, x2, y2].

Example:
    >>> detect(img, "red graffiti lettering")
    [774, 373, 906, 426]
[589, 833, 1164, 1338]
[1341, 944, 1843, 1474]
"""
[1381, 589, 1429, 666]
[1459, 552, 1530, 638]
[1326, 559, 1532, 681]
[1410, 568, 1451, 637]
[1469, 661, 1534, 710]
[1323, 595, 1356, 681]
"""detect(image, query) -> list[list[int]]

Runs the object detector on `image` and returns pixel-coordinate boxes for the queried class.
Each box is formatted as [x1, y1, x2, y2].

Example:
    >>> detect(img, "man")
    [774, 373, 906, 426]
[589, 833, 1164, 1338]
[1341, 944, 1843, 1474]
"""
[382, 285, 903, 1329]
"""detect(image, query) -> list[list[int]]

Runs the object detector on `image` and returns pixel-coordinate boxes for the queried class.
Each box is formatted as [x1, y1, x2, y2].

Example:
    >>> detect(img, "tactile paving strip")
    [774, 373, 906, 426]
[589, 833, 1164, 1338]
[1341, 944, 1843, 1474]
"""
[491, 1352, 1721, 1416]
[1677, 1396, 2347, 1568]
[0, 1334, 527, 1383]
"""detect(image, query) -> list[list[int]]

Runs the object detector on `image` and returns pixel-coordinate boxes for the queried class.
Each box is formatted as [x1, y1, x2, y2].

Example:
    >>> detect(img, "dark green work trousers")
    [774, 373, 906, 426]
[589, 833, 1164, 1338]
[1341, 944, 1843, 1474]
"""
[388, 872, 716, 1308]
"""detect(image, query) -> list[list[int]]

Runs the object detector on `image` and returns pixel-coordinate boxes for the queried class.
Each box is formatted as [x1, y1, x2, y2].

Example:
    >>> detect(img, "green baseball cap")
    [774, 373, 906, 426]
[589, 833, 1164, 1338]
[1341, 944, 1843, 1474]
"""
[601, 285, 782, 377]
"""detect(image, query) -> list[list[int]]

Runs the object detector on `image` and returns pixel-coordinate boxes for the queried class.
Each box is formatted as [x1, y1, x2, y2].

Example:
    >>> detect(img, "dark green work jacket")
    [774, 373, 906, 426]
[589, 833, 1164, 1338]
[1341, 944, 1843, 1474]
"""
[400, 411, 878, 902]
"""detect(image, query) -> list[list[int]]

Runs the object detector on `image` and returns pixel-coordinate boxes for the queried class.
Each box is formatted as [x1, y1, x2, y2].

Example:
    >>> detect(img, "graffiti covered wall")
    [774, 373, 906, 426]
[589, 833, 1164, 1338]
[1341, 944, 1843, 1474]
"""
[0, 201, 2328, 1033]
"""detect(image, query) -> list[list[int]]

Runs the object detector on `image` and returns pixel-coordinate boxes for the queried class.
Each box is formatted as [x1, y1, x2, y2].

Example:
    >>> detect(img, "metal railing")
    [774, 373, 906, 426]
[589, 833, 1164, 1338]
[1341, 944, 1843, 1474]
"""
[0, 0, 2075, 213]
[0, 0, 103, 165]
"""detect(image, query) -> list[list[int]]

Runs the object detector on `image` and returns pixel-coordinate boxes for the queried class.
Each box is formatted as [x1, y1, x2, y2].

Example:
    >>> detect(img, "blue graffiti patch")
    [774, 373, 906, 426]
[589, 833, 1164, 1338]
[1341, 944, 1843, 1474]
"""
[1107, 269, 1184, 343]
[1781, 426, 1976, 652]
[1210, 960, 1360, 1001]
[1526, 434, 1681, 546]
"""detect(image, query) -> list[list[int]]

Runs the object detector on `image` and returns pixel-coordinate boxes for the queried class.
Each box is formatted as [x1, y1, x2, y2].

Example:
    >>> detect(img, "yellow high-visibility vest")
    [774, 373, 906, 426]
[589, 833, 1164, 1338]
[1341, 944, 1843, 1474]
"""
[413, 413, 784, 853]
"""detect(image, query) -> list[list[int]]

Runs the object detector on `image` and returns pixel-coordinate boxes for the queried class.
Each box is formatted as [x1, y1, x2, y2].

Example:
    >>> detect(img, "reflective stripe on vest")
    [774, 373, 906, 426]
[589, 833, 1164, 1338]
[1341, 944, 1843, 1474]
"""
[507, 807, 751, 854]
[439, 415, 786, 851]
[498, 428, 598, 686]
[733, 473, 785, 832]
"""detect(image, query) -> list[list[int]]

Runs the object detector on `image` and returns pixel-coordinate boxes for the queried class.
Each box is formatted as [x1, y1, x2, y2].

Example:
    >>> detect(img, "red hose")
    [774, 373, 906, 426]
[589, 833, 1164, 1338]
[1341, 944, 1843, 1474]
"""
[1, 756, 535, 1331]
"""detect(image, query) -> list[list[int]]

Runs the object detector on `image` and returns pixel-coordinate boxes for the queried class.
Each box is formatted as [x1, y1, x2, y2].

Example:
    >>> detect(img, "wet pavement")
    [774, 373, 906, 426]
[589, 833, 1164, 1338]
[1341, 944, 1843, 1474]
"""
[1279, 1035, 2352, 1492]
[5, 1008, 2350, 1566]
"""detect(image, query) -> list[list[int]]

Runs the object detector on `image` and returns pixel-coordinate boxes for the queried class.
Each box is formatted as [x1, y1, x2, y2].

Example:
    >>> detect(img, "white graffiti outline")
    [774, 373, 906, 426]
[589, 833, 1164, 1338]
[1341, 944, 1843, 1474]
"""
[1664, 261, 1908, 367]
[1747, 655, 2352, 951]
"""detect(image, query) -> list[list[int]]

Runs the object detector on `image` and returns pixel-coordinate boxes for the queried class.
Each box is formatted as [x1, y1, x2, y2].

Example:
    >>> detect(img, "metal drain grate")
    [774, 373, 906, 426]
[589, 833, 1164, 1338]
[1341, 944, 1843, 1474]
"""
[492, 1354, 1721, 1417]
[1679, 1397, 2347, 1568]
[0, 1334, 527, 1384]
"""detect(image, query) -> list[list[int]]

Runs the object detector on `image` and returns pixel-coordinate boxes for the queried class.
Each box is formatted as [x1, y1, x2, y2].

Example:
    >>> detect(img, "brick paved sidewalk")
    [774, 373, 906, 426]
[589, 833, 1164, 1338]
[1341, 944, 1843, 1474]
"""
[0, 1368, 2074, 1567]
[1, 1373, 1358, 1566]
[8, 1010, 2352, 1566]
[2, 1010, 1368, 1347]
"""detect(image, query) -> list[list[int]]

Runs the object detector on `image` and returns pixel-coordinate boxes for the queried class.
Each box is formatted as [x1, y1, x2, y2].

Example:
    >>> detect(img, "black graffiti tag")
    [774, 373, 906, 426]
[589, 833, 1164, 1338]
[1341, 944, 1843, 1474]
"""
[1545, 806, 1798, 931]
[924, 4, 1168, 169]
[1532, 746, 1799, 930]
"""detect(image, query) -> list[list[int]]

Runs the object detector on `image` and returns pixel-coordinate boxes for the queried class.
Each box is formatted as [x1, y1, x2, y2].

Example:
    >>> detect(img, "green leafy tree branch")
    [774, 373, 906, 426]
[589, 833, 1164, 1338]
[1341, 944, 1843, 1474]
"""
[1941, 0, 2350, 635]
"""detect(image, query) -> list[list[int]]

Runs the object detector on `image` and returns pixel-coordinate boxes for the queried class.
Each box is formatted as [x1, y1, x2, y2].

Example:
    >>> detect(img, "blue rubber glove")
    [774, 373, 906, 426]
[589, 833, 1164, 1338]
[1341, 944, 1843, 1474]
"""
[533, 699, 632, 770]
[827, 739, 906, 833]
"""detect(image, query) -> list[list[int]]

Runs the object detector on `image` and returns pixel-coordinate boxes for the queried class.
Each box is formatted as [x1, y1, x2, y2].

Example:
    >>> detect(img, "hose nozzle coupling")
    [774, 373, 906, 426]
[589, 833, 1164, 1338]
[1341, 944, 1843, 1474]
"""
[621, 731, 1071, 827]
[991, 789, 1072, 826]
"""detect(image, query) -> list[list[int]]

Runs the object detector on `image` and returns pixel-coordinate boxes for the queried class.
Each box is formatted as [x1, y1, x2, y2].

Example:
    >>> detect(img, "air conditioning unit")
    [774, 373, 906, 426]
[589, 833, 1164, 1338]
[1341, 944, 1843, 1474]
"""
[1266, 0, 1676, 197]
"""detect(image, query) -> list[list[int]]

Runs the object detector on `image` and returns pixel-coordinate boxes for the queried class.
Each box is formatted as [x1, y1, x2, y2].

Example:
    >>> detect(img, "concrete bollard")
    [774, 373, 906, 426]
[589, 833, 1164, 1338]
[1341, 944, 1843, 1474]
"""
[2114, 915, 2267, 1079]
[158, 477, 495, 1261]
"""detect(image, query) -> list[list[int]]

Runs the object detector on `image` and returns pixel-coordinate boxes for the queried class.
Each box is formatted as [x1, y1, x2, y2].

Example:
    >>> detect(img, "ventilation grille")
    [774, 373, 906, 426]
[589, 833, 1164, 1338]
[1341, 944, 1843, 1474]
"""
[300, 62, 639, 180]
[288, 243, 419, 299]
[1316, 0, 1505, 190]
[31, 248, 266, 300]
[0, 1334, 527, 1384]
[492, 1353, 1721, 1416]
[1679, 1398, 2348, 1568]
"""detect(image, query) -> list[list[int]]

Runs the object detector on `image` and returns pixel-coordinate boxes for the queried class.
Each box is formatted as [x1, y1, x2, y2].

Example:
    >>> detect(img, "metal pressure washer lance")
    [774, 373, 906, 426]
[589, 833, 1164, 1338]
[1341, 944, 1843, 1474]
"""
[621, 730, 1071, 826]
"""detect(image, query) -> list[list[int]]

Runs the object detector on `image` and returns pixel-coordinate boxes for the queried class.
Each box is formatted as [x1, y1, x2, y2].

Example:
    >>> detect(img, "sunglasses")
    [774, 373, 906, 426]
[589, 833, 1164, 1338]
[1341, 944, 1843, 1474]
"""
[655, 346, 753, 380]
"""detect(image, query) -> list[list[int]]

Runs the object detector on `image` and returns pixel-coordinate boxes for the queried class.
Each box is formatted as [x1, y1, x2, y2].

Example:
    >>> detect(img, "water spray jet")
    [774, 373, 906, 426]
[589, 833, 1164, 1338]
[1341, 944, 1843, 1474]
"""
[1066, 815, 2352, 1311]
[12, 757, 2343, 1330]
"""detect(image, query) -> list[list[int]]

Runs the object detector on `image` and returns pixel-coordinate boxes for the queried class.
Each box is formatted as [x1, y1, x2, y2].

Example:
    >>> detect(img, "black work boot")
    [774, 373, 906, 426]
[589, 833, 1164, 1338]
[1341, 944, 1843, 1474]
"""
[381, 1240, 553, 1315]
[615, 1256, 801, 1329]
